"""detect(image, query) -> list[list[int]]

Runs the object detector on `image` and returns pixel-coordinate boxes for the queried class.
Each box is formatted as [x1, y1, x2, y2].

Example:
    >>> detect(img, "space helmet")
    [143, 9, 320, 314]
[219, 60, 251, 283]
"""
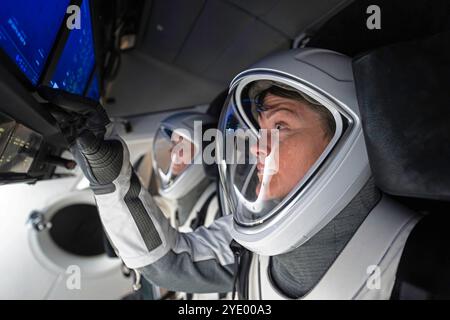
[153, 112, 216, 200]
[217, 48, 371, 255]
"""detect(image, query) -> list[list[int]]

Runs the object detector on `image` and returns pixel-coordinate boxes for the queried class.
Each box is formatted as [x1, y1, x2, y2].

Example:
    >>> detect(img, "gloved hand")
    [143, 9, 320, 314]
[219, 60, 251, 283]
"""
[70, 129, 125, 193]
[62, 104, 127, 194]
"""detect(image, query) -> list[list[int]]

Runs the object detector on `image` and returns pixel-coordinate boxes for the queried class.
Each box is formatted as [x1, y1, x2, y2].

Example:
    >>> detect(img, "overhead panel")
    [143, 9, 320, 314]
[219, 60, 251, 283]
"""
[260, 0, 348, 38]
[105, 52, 223, 117]
[226, 0, 277, 16]
[205, 17, 289, 83]
[174, 0, 252, 75]
[141, 0, 205, 63]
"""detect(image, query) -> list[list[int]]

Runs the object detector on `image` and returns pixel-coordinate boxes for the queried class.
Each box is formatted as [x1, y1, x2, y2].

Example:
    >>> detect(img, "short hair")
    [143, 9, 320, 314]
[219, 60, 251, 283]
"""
[255, 85, 336, 139]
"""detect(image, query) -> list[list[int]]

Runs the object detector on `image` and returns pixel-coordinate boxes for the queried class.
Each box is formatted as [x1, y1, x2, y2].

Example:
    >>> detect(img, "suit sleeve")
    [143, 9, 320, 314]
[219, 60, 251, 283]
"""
[93, 138, 235, 293]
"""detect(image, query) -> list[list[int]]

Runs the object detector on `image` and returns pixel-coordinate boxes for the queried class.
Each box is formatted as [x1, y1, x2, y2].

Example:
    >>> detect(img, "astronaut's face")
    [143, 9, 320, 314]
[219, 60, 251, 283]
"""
[252, 93, 331, 200]
[169, 132, 195, 176]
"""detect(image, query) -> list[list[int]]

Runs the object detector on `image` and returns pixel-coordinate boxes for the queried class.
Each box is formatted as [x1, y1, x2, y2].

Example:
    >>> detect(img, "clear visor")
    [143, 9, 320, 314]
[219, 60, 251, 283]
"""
[153, 126, 198, 189]
[218, 80, 342, 226]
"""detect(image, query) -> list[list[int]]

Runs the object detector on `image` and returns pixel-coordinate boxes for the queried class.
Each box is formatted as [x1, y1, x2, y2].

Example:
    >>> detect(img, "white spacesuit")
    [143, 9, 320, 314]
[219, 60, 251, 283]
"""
[218, 49, 421, 299]
[70, 48, 422, 299]
[151, 112, 224, 299]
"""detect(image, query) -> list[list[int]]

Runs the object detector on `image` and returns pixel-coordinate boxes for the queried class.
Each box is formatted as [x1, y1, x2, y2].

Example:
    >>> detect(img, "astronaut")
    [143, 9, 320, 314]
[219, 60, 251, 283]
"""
[70, 48, 421, 299]
[152, 112, 221, 233]
[150, 112, 225, 300]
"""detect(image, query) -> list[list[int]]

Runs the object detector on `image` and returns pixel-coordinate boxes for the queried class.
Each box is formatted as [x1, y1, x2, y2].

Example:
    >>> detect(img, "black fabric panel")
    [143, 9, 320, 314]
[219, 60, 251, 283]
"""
[124, 171, 162, 251]
[270, 177, 381, 298]
[308, 0, 450, 57]
[391, 213, 450, 299]
[353, 31, 450, 201]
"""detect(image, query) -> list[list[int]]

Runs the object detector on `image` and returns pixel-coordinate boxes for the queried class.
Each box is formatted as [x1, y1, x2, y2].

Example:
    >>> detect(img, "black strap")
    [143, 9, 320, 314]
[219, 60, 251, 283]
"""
[189, 192, 216, 230]
[230, 240, 252, 300]
[391, 213, 450, 299]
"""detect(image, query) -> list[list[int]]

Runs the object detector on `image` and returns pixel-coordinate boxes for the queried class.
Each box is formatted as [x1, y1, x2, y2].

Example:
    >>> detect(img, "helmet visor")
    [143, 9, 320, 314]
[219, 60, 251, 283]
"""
[218, 79, 342, 226]
[153, 126, 198, 189]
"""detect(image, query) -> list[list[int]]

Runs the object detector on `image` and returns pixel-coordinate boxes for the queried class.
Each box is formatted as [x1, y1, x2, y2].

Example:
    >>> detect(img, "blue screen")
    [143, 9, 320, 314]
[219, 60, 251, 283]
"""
[0, 0, 70, 85]
[86, 72, 100, 100]
[49, 0, 96, 97]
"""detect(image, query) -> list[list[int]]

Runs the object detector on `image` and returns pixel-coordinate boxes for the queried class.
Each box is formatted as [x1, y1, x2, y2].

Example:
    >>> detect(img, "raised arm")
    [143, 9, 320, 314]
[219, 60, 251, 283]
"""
[71, 130, 235, 293]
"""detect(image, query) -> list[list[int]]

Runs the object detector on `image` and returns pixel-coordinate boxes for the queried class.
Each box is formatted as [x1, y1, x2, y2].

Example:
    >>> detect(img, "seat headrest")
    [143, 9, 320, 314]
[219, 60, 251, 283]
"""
[353, 31, 450, 201]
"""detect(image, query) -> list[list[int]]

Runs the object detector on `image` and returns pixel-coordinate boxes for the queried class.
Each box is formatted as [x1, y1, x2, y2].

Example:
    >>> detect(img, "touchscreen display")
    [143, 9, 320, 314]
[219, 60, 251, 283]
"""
[0, 0, 70, 85]
[48, 0, 97, 97]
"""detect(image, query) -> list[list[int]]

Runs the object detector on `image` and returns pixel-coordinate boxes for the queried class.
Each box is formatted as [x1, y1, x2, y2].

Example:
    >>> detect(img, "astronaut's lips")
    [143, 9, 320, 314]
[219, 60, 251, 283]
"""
[256, 162, 264, 171]
[171, 162, 188, 174]
[256, 162, 264, 181]
[172, 161, 185, 168]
